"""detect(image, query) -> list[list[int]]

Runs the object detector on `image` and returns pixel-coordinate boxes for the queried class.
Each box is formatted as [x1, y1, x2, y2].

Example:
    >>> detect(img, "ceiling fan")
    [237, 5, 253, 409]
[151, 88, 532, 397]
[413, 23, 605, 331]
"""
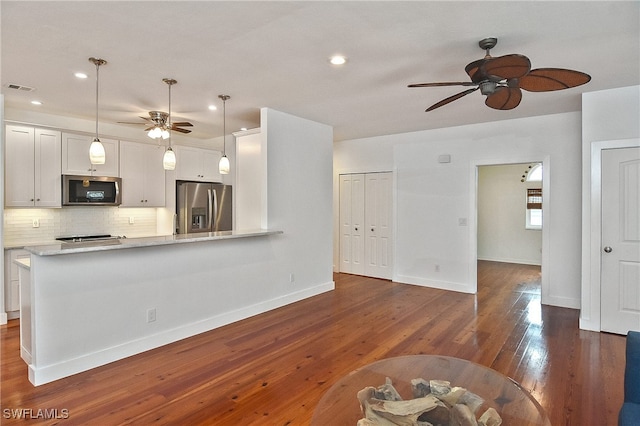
[408, 37, 591, 112]
[119, 78, 193, 138]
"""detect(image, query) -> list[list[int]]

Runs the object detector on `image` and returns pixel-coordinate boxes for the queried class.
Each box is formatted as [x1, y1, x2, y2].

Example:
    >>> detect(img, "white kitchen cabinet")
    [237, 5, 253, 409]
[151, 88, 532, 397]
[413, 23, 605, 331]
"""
[119, 141, 166, 207]
[62, 132, 119, 177]
[5, 125, 62, 208]
[175, 145, 221, 182]
[339, 172, 393, 279]
[4, 249, 29, 317]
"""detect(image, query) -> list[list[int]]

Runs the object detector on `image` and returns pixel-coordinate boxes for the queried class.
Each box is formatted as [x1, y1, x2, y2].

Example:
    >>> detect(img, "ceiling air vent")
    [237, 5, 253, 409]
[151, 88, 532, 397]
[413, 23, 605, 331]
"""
[6, 83, 36, 92]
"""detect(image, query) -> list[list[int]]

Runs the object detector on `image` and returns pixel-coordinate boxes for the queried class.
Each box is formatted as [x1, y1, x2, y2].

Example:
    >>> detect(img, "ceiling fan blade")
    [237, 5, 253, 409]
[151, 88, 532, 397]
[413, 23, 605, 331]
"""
[485, 86, 522, 110]
[465, 58, 490, 83]
[117, 121, 146, 125]
[482, 54, 531, 80]
[425, 87, 479, 112]
[139, 116, 152, 121]
[171, 121, 193, 127]
[172, 127, 192, 134]
[519, 68, 591, 92]
[409, 82, 476, 88]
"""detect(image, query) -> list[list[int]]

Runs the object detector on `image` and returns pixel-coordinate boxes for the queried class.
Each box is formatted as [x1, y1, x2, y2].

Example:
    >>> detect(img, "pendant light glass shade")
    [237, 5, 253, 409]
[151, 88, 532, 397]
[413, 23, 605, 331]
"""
[218, 94, 231, 175]
[163, 146, 176, 170]
[89, 137, 106, 164]
[218, 154, 230, 175]
[89, 57, 107, 165]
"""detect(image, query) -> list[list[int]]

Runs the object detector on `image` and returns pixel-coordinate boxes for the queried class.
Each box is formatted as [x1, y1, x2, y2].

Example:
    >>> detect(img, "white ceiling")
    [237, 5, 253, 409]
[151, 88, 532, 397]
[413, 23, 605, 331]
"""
[1, 1, 638, 142]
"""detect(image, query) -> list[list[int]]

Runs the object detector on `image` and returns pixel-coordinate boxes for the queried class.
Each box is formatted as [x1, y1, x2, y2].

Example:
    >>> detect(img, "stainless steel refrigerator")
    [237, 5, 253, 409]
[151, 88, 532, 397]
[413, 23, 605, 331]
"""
[176, 181, 232, 234]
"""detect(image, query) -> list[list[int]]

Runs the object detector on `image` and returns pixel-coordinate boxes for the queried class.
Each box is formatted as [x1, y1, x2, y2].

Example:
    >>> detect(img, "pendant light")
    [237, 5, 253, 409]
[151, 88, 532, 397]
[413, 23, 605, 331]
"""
[89, 57, 107, 165]
[162, 78, 177, 170]
[218, 94, 230, 175]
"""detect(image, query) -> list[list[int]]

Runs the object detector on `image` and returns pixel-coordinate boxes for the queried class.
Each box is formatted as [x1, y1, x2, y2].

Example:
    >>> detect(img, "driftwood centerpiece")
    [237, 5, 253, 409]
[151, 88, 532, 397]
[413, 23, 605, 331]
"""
[357, 377, 502, 426]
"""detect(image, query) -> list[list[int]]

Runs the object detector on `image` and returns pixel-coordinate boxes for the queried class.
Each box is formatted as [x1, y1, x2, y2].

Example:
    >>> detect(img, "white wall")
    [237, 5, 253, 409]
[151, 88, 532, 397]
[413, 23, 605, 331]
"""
[581, 85, 640, 331]
[263, 108, 334, 286]
[335, 112, 582, 308]
[477, 164, 542, 265]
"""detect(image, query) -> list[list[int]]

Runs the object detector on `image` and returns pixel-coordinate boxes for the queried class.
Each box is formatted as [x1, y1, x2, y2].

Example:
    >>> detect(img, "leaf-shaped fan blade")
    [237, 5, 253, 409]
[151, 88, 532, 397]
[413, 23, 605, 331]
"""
[171, 121, 193, 127]
[172, 127, 192, 134]
[426, 87, 479, 112]
[485, 86, 522, 110]
[408, 82, 476, 88]
[465, 58, 489, 83]
[482, 54, 531, 80]
[519, 68, 591, 92]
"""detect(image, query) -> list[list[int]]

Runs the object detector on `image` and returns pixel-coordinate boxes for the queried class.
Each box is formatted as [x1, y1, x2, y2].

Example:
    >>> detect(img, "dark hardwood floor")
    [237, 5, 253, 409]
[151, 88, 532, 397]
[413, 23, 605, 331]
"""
[1, 261, 626, 425]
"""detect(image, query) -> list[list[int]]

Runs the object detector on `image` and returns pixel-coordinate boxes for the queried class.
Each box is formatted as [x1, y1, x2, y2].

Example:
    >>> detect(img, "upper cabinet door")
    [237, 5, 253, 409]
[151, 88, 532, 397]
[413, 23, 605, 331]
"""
[119, 141, 166, 207]
[175, 146, 221, 182]
[34, 128, 62, 207]
[62, 133, 119, 177]
[5, 126, 36, 207]
[5, 125, 62, 208]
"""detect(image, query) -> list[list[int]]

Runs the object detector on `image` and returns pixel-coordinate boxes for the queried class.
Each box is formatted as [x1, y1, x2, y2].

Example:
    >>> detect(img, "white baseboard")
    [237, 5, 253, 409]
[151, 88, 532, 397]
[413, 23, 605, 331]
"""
[28, 280, 335, 386]
[393, 274, 475, 294]
[477, 256, 541, 266]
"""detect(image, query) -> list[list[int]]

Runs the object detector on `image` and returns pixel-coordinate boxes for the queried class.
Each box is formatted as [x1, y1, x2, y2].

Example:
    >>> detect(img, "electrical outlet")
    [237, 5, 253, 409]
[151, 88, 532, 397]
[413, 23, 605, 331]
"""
[289, 273, 295, 283]
[32, 218, 40, 228]
[435, 264, 440, 272]
[129, 216, 135, 224]
[146, 308, 156, 323]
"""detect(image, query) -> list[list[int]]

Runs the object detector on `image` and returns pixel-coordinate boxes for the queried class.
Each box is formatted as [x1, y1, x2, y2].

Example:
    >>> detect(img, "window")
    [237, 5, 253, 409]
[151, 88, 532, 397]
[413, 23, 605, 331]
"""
[526, 188, 542, 230]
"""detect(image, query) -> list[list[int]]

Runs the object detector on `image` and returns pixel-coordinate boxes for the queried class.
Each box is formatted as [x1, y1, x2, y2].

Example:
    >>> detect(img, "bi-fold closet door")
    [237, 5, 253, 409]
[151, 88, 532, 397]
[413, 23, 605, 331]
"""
[339, 172, 393, 279]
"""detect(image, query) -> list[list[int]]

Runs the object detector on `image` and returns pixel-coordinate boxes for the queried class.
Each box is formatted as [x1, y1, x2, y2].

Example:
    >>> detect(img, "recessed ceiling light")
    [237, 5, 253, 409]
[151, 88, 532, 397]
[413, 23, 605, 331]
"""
[208, 105, 218, 111]
[329, 55, 347, 65]
[31, 100, 42, 105]
[75, 72, 88, 79]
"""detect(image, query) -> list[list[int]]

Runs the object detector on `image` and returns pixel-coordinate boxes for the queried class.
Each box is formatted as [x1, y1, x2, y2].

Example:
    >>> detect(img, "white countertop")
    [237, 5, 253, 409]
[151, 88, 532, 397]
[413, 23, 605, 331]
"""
[23, 229, 283, 256]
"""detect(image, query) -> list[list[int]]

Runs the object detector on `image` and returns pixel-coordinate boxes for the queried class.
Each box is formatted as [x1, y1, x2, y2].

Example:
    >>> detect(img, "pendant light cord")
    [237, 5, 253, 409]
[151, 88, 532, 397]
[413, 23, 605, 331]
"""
[94, 61, 100, 138]
[218, 95, 230, 156]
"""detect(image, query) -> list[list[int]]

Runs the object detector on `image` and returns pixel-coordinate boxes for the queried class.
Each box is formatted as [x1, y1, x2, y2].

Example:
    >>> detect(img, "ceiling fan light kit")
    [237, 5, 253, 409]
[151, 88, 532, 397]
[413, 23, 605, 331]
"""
[89, 57, 107, 165]
[409, 37, 591, 112]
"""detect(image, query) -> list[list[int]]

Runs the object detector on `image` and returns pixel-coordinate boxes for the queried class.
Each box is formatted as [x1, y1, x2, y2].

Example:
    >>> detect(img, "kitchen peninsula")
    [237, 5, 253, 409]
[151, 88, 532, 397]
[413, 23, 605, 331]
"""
[9, 108, 335, 386]
[19, 230, 306, 385]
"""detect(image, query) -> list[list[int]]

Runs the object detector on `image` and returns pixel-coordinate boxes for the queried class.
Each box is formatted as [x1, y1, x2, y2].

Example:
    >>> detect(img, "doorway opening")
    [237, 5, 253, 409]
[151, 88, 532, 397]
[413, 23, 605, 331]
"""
[475, 162, 545, 298]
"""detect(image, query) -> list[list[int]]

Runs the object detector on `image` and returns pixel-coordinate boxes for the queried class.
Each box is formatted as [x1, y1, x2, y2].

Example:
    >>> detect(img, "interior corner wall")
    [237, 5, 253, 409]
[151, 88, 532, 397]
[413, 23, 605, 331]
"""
[580, 85, 640, 331]
[262, 107, 335, 296]
[334, 112, 582, 308]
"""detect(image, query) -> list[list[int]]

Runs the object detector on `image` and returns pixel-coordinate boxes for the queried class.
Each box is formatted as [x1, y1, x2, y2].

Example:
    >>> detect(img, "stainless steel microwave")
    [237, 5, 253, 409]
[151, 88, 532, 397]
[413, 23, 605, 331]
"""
[62, 175, 122, 206]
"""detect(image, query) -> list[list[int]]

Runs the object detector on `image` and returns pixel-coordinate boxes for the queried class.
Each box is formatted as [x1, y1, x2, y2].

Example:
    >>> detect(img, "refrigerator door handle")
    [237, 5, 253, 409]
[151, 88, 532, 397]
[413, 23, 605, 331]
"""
[212, 188, 219, 230]
[207, 189, 213, 229]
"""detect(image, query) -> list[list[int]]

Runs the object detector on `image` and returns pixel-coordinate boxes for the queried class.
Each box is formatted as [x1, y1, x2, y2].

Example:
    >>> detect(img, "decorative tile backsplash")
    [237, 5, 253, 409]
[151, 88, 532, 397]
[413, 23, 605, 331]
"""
[3, 207, 160, 246]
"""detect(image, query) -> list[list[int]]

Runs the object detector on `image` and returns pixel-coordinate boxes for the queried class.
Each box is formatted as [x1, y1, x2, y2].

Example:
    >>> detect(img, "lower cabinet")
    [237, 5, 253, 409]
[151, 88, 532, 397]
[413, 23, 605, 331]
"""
[4, 249, 29, 318]
[339, 172, 393, 279]
[119, 141, 166, 207]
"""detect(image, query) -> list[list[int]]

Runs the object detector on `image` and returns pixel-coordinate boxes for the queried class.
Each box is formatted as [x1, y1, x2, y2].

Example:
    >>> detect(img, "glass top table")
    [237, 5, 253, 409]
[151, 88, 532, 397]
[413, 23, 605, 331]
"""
[312, 355, 551, 425]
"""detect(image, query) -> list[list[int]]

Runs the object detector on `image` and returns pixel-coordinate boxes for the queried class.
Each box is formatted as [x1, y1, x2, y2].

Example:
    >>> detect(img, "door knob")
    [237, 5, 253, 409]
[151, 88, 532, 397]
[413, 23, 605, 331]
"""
[604, 246, 613, 253]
